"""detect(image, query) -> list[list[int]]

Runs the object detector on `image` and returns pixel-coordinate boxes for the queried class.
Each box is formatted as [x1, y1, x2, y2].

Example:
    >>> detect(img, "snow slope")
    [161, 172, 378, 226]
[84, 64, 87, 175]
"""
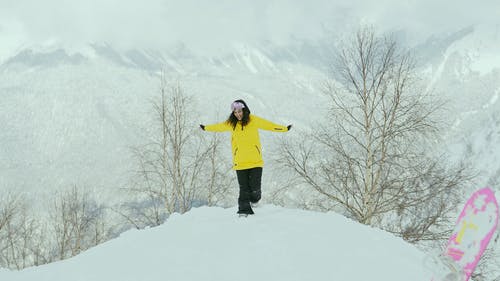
[0, 205, 434, 281]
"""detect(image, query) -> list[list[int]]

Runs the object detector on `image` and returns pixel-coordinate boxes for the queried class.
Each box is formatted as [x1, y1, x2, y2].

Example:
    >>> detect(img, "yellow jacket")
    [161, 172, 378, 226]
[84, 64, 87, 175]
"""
[205, 114, 288, 170]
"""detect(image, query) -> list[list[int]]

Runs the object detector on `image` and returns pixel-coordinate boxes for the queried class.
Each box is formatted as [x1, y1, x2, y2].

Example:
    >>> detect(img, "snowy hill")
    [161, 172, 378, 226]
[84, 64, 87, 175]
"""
[0, 205, 435, 281]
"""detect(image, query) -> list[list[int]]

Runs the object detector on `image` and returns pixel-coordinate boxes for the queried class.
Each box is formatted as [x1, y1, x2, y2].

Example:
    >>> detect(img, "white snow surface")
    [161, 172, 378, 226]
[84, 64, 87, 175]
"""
[0, 205, 433, 281]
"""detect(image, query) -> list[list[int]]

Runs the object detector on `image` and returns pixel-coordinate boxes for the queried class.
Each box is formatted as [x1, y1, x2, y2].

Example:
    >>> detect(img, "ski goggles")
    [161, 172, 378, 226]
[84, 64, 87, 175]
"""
[231, 102, 245, 111]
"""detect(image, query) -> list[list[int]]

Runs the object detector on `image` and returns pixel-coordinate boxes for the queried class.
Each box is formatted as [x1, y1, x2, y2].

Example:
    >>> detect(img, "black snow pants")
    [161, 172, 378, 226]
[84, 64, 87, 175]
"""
[236, 167, 263, 215]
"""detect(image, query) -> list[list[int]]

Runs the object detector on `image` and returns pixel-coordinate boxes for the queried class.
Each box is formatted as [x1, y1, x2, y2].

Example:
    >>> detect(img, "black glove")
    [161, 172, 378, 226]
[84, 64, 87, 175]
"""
[287, 124, 292, 131]
[200, 124, 205, 130]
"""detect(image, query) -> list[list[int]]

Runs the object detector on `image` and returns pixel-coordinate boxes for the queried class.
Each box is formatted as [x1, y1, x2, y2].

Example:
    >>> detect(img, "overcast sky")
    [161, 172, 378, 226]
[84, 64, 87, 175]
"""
[0, 0, 499, 57]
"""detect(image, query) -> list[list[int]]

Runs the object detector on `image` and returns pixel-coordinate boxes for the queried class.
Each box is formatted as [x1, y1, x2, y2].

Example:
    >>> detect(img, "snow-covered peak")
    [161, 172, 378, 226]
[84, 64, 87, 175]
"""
[416, 24, 500, 77]
[0, 39, 331, 78]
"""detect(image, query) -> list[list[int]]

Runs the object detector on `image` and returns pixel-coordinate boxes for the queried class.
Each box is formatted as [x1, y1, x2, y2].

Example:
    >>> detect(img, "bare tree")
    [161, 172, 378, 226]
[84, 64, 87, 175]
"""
[123, 75, 233, 228]
[0, 193, 51, 269]
[50, 186, 110, 260]
[0, 188, 113, 269]
[279, 27, 471, 242]
[0, 192, 23, 268]
[202, 132, 235, 207]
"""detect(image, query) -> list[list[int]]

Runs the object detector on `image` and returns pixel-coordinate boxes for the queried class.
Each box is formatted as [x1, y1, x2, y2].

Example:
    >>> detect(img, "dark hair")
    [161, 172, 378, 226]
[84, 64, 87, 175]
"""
[226, 99, 251, 130]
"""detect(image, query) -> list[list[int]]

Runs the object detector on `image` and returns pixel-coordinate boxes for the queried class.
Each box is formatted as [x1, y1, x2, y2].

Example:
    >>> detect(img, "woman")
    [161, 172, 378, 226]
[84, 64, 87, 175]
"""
[200, 99, 291, 217]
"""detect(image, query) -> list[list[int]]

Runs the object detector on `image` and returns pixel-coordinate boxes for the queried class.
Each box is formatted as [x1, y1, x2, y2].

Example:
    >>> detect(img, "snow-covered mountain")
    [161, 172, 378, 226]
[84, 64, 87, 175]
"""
[0, 205, 437, 281]
[1, 24, 500, 199]
[0, 40, 328, 199]
[418, 25, 500, 186]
